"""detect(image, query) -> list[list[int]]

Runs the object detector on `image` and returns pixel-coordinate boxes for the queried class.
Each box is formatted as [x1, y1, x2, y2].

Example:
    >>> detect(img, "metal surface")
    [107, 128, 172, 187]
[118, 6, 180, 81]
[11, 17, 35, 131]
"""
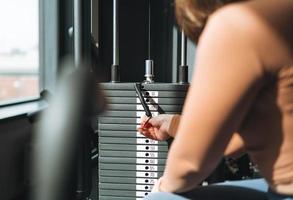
[179, 30, 188, 84]
[181, 31, 187, 66]
[113, 0, 119, 65]
[148, 0, 151, 60]
[144, 0, 154, 83]
[111, 0, 120, 82]
[134, 83, 152, 117]
[144, 60, 154, 83]
[98, 83, 188, 199]
[74, 0, 82, 67]
[91, 0, 99, 48]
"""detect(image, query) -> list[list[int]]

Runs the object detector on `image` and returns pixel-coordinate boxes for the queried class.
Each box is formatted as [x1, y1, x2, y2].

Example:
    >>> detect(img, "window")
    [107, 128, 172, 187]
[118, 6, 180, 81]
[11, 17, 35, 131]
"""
[0, 0, 39, 105]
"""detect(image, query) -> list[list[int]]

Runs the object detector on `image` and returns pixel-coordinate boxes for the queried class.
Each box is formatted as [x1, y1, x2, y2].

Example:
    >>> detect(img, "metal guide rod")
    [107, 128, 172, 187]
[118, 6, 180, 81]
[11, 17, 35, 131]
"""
[91, 0, 99, 48]
[181, 31, 187, 66]
[113, 0, 119, 65]
[178, 30, 188, 84]
[74, 0, 82, 67]
[148, 0, 151, 60]
[144, 0, 154, 83]
[111, 0, 120, 82]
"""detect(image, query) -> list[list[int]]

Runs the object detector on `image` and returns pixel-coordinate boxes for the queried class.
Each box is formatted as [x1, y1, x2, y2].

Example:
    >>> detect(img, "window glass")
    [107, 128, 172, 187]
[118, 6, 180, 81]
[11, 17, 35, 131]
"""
[0, 0, 39, 104]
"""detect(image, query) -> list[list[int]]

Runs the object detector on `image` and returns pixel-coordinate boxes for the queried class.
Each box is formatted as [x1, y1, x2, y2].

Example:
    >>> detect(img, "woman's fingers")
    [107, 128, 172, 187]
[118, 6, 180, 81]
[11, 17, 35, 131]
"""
[149, 128, 158, 140]
[140, 115, 149, 124]
[138, 127, 158, 140]
[141, 115, 162, 127]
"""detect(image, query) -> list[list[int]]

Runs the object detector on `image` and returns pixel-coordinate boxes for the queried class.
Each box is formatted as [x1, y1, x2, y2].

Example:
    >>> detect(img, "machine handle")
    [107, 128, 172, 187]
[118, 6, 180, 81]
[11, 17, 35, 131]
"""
[134, 83, 152, 117]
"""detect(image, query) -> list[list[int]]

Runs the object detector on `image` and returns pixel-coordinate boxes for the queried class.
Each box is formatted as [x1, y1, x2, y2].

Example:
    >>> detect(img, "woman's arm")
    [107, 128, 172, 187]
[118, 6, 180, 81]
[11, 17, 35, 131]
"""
[160, 7, 264, 193]
[224, 132, 245, 158]
[140, 114, 245, 158]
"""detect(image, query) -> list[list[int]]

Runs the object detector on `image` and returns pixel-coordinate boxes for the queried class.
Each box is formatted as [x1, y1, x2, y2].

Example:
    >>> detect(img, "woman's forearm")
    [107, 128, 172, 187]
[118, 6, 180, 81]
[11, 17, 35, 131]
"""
[169, 116, 245, 158]
[160, 159, 204, 193]
[168, 115, 181, 137]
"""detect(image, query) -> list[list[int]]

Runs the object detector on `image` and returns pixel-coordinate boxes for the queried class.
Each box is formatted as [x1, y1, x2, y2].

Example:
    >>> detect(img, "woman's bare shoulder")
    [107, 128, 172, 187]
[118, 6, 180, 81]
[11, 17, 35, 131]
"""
[206, 2, 264, 37]
[208, 0, 293, 35]
[198, 2, 261, 53]
[205, 0, 293, 71]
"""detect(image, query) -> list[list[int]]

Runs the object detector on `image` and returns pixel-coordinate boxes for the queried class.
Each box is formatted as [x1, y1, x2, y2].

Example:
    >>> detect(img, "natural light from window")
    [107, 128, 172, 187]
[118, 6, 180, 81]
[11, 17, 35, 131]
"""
[0, 0, 39, 104]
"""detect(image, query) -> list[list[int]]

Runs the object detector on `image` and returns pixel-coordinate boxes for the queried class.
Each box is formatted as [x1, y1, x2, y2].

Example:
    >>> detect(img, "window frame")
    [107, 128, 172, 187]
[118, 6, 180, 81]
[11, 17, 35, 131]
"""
[39, 0, 59, 95]
[0, 0, 40, 106]
[0, 0, 59, 118]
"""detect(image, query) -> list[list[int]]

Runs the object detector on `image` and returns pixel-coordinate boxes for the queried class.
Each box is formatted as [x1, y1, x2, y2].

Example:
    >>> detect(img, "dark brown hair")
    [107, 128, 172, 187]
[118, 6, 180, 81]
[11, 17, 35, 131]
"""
[175, 0, 244, 43]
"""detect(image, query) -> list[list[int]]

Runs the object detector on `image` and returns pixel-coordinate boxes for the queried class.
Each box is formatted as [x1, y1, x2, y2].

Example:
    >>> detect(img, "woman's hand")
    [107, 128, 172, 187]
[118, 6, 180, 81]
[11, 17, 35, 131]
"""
[137, 114, 180, 141]
[151, 177, 163, 192]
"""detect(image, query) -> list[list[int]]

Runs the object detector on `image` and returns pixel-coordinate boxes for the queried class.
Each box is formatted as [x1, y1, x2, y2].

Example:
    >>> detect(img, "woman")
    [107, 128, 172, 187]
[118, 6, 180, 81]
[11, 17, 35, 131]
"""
[138, 0, 293, 199]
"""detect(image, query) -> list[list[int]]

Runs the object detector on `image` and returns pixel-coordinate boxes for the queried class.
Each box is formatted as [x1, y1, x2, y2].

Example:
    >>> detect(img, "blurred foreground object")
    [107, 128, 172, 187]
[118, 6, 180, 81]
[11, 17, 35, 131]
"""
[32, 63, 105, 200]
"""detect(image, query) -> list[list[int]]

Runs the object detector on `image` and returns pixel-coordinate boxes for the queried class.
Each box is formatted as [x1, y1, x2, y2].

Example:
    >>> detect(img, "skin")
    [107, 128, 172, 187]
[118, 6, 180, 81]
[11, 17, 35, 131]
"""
[139, 114, 245, 158]
[138, 0, 293, 195]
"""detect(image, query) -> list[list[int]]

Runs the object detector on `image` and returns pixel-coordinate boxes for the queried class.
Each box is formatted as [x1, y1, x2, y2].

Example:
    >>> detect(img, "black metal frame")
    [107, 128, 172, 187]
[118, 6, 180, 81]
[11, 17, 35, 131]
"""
[97, 0, 175, 83]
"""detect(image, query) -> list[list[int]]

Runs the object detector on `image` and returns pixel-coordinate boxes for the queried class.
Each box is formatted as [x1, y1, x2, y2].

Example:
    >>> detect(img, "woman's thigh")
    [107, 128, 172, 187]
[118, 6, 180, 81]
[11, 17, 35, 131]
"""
[144, 192, 189, 200]
[145, 179, 268, 200]
[215, 178, 268, 192]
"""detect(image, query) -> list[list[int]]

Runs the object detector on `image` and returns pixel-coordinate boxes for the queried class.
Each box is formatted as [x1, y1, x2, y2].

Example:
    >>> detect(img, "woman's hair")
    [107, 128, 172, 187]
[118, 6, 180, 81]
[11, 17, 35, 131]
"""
[175, 0, 244, 43]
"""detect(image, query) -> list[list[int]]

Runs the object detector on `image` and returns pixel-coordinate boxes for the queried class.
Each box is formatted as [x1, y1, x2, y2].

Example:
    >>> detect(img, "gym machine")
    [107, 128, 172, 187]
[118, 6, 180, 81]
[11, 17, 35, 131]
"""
[98, 0, 189, 199]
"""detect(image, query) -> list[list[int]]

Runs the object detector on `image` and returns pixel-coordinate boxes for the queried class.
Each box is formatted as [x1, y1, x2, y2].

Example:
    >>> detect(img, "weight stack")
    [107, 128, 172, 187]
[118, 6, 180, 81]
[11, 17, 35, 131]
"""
[98, 82, 188, 200]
